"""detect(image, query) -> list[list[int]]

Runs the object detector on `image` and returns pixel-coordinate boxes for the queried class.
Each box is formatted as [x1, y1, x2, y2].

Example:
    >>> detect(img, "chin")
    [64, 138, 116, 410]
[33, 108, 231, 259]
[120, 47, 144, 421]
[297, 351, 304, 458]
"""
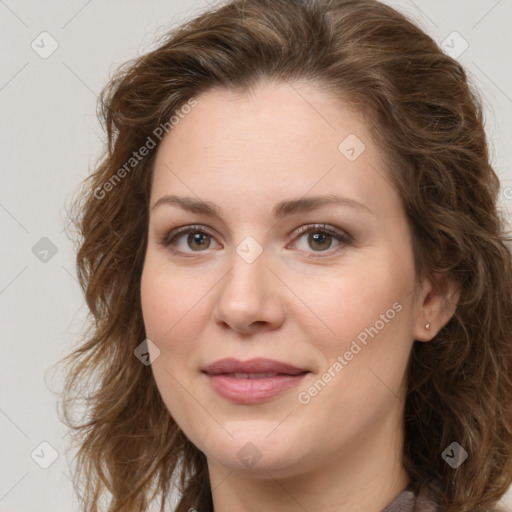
[191, 422, 308, 476]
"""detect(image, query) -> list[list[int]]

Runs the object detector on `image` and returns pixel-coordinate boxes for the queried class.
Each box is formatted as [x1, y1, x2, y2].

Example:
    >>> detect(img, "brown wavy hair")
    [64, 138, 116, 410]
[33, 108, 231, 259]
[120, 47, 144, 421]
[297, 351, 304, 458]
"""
[57, 0, 512, 510]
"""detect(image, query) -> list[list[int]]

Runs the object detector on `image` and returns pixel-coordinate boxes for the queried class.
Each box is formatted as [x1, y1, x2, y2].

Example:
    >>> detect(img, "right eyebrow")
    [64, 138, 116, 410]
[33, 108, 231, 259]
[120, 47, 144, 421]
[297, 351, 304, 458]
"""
[151, 194, 220, 216]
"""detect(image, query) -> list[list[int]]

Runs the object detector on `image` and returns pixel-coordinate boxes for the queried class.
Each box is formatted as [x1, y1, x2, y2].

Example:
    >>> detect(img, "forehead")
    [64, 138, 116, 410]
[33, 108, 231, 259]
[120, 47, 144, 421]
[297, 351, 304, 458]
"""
[150, 81, 398, 219]
[158, 81, 367, 155]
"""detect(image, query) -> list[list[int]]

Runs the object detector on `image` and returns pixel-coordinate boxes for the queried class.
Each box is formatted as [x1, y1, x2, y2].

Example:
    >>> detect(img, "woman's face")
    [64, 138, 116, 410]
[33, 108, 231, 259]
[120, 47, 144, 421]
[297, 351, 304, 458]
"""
[140, 81, 427, 480]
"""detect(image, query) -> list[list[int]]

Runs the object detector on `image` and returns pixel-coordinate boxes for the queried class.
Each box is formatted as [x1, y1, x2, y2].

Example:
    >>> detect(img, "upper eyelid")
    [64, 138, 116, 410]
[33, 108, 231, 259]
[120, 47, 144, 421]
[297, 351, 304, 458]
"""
[166, 223, 346, 238]
[293, 223, 349, 238]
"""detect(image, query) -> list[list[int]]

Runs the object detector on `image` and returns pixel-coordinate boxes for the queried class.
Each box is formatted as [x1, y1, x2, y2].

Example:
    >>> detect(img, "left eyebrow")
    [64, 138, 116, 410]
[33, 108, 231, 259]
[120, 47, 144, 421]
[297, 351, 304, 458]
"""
[272, 194, 374, 218]
[151, 193, 374, 218]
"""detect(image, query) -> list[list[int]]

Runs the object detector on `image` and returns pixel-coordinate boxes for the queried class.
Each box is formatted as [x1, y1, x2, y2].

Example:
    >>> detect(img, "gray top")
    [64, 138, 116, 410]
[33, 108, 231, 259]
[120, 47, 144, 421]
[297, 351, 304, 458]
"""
[381, 487, 437, 512]
[381, 483, 505, 512]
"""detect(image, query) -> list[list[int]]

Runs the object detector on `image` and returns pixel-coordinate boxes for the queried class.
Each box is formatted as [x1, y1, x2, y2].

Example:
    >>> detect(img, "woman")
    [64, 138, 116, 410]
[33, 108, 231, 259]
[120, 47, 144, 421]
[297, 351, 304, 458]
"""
[59, 0, 512, 511]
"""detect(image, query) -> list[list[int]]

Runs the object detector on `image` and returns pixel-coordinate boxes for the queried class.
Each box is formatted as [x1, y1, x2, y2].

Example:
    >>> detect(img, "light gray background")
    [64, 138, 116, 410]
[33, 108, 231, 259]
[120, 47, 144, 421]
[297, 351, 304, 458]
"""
[1, 1, 511, 511]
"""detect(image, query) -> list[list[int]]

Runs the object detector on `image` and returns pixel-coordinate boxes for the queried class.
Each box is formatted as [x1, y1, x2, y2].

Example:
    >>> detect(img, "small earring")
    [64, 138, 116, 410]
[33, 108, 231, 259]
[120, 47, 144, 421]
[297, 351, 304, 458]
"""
[425, 322, 431, 329]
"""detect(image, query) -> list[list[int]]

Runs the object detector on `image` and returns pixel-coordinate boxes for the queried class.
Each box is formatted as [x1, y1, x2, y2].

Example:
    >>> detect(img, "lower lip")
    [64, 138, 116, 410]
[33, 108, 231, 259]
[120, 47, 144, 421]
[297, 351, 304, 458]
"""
[205, 373, 309, 404]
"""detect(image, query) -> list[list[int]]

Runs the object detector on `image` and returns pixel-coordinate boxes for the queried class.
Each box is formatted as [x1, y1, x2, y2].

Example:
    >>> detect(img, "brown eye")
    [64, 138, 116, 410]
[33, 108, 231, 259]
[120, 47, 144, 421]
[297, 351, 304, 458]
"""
[291, 224, 352, 256]
[186, 232, 211, 251]
[161, 225, 220, 255]
[307, 231, 333, 251]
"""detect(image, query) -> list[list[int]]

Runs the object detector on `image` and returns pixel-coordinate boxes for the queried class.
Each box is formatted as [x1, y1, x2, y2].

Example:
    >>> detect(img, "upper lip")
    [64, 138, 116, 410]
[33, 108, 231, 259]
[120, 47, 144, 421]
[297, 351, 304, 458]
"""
[202, 358, 309, 376]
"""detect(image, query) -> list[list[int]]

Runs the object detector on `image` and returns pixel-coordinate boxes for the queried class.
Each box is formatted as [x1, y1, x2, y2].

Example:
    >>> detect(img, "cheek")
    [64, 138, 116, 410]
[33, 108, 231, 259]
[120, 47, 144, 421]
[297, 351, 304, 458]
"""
[140, 268, 205, 417]
[140, 260, 210, 437]
[290, 257, 412, 352]
[292, 269, 414, 446]
[290, 252, 416, 414]
[140, 257, 211, 346]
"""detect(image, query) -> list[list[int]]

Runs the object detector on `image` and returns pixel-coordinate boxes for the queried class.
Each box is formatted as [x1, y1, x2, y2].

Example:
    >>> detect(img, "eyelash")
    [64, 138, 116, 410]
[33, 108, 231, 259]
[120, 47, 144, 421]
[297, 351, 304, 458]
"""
[159, 223, 352, 258]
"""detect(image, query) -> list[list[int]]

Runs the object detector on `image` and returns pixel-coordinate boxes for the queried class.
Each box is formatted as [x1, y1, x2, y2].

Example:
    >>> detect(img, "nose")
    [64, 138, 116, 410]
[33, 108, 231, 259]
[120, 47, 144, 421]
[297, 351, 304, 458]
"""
[212, 248, 286, 335]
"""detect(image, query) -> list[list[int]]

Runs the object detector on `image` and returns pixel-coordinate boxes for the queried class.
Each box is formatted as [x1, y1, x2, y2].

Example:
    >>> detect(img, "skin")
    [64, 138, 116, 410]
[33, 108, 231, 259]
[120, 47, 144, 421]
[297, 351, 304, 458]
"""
[140, 80, 459, 512]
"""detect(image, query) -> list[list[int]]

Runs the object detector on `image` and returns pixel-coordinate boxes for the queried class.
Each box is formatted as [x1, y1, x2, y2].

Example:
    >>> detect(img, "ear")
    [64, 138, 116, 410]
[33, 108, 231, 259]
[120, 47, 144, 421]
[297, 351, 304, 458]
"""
[412, 272, 461, 342]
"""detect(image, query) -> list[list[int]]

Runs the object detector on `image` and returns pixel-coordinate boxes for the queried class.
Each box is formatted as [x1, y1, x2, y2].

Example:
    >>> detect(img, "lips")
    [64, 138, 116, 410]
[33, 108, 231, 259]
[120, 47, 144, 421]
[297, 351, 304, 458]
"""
[202, 357, 309, 376]
[202, 358, 310, 404]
